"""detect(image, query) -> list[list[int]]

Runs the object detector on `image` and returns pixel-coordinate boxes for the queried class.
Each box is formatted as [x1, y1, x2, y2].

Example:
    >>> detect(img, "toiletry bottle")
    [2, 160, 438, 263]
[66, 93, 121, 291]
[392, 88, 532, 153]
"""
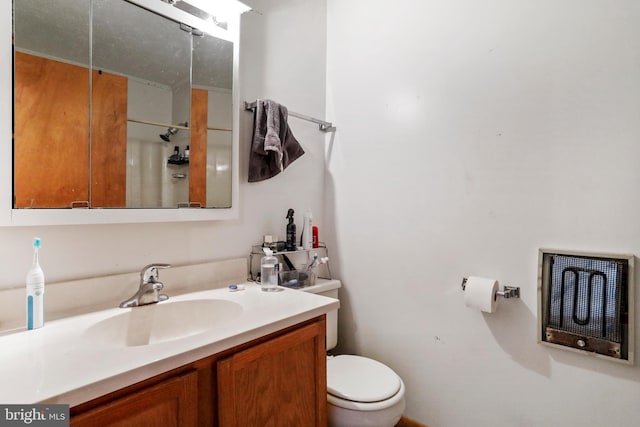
[169, 145, 180, 162]
[260, 248, 279, 292]
[26, 237, 45, 330]
[184, 145, 190, 160]
[286, 208, 296, 251]
[300, 208, 313, 250]
[312, 226, 319, 248]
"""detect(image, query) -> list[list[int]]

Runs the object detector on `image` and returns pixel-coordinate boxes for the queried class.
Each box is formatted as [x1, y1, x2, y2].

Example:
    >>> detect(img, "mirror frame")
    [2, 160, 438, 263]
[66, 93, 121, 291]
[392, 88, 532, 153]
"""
[1, 0, 240, 226]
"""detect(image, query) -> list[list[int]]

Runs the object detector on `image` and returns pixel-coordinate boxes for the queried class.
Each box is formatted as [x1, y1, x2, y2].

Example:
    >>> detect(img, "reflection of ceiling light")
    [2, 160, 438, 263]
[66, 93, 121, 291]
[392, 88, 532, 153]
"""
[182, 0, 251, 22]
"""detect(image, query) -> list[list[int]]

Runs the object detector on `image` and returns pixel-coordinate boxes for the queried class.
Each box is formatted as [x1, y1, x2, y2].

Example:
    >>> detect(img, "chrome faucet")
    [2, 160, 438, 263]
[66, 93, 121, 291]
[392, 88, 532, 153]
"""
[119, 263, 171, 308]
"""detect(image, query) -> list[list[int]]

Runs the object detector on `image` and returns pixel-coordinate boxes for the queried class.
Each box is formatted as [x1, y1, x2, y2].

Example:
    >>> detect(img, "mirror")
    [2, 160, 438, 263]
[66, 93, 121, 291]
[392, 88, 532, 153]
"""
[13, 0, 91, 208]
[13, 0, 235, 210]
[193, 34, 234, 208]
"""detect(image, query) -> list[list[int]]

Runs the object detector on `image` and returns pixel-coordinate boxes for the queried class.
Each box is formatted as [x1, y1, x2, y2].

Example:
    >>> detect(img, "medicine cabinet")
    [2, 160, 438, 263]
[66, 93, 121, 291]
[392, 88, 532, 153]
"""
[2, 0, 242, 225]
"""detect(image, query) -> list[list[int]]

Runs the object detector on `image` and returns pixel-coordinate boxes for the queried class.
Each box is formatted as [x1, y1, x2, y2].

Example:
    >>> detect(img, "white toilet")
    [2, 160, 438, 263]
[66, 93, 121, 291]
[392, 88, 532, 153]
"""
[301, 280, 406, 427]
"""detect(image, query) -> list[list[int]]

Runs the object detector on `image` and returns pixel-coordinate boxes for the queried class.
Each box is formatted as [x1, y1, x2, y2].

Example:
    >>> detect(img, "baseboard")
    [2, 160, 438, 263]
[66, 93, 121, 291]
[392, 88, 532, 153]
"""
[396, 415, 429, 427]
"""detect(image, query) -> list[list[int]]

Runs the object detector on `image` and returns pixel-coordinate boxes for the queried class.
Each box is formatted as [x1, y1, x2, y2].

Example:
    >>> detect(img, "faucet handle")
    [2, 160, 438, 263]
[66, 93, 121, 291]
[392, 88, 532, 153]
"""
[140, 263, 171, 283]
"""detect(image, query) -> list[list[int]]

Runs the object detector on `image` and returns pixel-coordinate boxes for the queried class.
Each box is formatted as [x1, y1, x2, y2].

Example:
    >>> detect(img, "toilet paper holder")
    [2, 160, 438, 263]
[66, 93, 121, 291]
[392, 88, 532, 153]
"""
[461, 278, 521, 299]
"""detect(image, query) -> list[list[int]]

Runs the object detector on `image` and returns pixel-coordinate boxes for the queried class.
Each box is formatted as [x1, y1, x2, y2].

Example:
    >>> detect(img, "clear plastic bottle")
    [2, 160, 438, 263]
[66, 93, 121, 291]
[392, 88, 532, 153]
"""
[260, 248, 279, 292]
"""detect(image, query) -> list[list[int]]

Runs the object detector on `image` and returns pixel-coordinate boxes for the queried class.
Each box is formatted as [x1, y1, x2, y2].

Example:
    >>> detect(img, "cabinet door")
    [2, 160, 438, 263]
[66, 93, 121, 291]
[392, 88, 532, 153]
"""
[71, 370, 198, 427]
[218, 319, 327, 427]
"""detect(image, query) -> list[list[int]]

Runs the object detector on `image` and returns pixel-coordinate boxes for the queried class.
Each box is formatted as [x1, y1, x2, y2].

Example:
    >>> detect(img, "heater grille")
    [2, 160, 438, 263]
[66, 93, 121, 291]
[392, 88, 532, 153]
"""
[539, 250, 633, 363]
[548, 255, 623, 342]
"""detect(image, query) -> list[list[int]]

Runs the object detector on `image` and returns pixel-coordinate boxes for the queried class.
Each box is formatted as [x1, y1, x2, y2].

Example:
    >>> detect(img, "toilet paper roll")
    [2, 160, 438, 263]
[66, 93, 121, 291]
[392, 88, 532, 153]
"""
[464, 276, 499, 313]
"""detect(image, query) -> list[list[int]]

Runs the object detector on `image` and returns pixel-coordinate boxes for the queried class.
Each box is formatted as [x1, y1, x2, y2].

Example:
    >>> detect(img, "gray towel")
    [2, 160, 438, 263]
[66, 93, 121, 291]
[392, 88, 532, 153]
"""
[249, 99, 305, 182]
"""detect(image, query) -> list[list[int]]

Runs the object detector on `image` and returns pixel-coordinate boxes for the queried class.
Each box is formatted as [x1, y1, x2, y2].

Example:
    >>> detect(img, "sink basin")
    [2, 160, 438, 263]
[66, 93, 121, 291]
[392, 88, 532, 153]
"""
[83, 299, 243, 347]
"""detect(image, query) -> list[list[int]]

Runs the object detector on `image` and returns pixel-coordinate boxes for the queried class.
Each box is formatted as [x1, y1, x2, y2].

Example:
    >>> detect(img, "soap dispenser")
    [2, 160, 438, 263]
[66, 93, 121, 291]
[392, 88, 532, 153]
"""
[260, 248, 279, 292]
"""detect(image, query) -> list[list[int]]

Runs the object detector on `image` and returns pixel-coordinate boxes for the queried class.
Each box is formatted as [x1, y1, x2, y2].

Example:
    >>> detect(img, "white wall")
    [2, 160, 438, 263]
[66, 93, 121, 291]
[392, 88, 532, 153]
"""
[325, 0, 640, 426]
[127, 79, 173, 207]
[0, 0, 327, 294]
[206, 89, 233, 207]
[171, 80, 192, 206]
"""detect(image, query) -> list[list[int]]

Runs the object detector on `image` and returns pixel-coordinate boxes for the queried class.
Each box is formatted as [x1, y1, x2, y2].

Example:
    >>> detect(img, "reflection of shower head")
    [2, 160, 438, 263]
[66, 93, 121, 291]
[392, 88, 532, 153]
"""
[160, 127, 178, 142]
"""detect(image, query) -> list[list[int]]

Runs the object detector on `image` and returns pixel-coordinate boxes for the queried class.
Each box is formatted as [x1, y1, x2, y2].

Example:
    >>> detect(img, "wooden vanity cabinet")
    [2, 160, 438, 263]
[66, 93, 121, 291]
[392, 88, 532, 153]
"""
[218, 316, 328, 427]
[70, 316, 327, 427]
[70, 371, 198, 427]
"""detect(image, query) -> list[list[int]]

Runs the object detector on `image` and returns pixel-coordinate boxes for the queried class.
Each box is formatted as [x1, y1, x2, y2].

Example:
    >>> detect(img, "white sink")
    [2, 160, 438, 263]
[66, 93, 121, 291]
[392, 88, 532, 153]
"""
[83, 299, 243, 347]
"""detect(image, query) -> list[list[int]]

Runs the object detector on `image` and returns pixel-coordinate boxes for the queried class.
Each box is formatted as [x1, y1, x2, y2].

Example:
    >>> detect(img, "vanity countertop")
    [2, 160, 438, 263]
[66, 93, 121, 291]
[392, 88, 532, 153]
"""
[0, 281, 340, 406]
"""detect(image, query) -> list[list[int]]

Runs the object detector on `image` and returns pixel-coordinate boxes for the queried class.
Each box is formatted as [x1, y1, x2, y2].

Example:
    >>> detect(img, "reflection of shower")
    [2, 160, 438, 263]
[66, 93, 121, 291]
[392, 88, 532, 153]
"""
[160, 127, 178, 142]
[159, 122, 188, 142]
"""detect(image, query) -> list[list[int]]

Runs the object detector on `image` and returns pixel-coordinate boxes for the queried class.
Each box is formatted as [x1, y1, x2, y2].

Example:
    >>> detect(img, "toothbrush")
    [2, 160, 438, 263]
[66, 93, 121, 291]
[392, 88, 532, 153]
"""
[306, 254, 318, 271]
[307, 256, 329, 272]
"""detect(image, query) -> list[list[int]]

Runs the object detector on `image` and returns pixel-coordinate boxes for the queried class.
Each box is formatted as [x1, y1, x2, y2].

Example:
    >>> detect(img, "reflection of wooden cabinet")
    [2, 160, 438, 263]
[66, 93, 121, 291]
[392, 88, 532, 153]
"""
[91, 70, 127, 208]
[14, 52, 89, 208]
[190, 89, 208, 207]
[14, 53, 128, 208]
[70, 316, 327, 427]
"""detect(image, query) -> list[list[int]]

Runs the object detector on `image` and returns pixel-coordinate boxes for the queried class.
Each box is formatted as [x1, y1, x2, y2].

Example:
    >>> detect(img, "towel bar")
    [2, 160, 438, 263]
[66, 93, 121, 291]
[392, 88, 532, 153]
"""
[244, 100, 336, 132]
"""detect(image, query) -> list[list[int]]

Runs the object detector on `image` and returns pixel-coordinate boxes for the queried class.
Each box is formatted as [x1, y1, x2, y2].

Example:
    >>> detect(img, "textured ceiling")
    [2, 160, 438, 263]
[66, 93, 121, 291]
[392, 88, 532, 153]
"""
[14, 0, 233, 89]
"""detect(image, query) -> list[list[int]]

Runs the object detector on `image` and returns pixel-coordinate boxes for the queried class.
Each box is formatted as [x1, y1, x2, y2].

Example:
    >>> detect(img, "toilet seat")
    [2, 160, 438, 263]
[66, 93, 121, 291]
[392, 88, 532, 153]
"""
[327, 355, 405, 411]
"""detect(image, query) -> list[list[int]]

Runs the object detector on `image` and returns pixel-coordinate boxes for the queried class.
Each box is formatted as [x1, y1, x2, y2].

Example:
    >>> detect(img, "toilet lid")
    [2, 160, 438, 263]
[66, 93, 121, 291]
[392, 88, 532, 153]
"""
[327, 355, 401, 403]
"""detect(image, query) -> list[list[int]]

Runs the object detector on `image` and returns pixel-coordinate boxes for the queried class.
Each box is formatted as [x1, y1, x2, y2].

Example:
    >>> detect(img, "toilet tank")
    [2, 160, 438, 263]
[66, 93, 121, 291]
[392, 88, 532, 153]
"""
[300, 280, 341, 350]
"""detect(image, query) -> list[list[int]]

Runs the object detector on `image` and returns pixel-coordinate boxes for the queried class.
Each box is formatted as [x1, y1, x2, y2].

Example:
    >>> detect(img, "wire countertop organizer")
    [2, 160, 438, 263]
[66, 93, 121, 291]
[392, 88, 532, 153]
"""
[248, 244, 332, 283]
[244, 100, 336, 132]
